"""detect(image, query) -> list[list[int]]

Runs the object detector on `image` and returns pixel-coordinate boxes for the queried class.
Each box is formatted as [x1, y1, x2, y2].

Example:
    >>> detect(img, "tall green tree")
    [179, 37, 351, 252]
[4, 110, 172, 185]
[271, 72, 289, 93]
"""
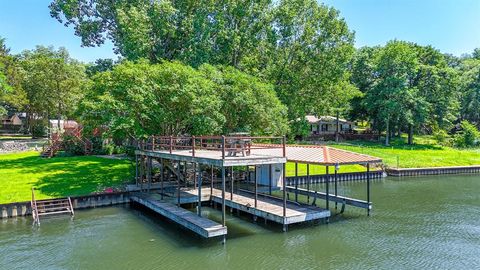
[200, 65, 289, 135]
[363, 40, 425, 145]
[80, 60, 287, 139]
[349, 46, 381, 123]
[351, 42, 461, 144]
[49, 0, 272, 68]
[414, 45, 459, 131]
[267, 0, 357, 122]
[18, 46, 86, 133]
[458, 57, 480, 127]
[0, 37, 27, 117]
[50, 0, 357, 129]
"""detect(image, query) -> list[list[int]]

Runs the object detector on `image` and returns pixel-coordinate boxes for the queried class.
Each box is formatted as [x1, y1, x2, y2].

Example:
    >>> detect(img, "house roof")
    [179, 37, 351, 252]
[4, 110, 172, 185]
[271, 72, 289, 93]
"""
[49, 120, 79, 129]
[305, 115, 353, 124]
[252, 144, 381, 165]
[1, 113, 21, 121]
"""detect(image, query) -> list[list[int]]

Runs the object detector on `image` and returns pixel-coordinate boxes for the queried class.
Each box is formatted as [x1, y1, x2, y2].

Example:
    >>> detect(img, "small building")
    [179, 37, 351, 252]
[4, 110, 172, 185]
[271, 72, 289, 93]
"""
[306, 115, 354, 135]
[1, 113, 23, 126]
[0, 112, 25, 133]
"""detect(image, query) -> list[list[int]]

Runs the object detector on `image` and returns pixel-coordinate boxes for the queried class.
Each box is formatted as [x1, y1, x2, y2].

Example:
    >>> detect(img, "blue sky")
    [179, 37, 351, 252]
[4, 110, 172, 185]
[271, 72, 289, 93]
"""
[0, 0, 479, 63]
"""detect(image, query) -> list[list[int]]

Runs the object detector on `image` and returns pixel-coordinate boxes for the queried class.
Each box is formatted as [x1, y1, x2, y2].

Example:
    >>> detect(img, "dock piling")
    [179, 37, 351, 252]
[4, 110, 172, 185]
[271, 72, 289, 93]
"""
[221, 166, 226, 227]
[177, 160, 181, 206]
[326, 166, 330, 210]
[367, 163, 371, 216]
[198, 164, 202, 216]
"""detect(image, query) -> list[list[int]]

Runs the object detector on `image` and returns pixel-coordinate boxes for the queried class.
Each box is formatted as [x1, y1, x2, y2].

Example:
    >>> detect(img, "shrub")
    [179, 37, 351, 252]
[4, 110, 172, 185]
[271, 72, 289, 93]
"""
[103, 143, 115, 155]
[432, 129, 451, 146]
[454, 121, 480, 148]
[63, 135, 86, 155]
[90, 136, 106, 155]
[31, 123, 47, 138]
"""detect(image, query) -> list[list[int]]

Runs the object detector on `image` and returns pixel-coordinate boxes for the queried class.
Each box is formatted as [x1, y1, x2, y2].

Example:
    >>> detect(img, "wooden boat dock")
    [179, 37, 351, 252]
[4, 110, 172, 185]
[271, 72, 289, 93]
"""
[133, 135, 381, 243]
[131, 193, 227, 238]
[184, 188, 330, 225]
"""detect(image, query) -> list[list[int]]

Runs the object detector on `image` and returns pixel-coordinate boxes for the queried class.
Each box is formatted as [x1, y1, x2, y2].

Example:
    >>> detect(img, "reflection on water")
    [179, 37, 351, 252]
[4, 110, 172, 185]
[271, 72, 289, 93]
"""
[1, 175, 479, 270]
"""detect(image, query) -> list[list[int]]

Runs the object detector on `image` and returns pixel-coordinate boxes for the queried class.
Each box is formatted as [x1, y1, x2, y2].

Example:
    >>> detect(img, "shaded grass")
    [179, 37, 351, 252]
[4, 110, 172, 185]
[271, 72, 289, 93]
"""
[0, 151, 134, 204]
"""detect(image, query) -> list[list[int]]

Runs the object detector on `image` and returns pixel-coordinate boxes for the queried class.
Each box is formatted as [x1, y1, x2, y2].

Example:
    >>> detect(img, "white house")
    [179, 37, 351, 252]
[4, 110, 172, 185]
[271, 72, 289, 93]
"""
[306, 115, 355, 135]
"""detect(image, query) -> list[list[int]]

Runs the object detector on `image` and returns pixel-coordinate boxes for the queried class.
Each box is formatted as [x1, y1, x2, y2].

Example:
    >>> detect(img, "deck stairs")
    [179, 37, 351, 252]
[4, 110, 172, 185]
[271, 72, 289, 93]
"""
[31, 188, 74, 225]
[40, 138, 62, 158]
[41, 126, 92, 158]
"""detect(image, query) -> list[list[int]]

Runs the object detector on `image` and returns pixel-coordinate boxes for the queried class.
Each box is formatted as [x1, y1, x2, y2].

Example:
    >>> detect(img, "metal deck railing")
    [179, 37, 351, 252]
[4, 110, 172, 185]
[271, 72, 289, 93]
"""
[138, 135, 287, 159]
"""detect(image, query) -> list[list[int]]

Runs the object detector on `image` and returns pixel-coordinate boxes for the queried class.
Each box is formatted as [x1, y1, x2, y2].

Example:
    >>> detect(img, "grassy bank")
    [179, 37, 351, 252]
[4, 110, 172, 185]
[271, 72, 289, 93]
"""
[285, 162, 367, 176]
[0, 151, 134, 204]
[327, 136, 480, 168]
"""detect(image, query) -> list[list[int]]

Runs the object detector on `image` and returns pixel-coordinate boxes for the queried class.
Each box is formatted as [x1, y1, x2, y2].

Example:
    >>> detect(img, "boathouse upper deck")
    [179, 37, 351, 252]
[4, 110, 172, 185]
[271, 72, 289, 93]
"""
[135, 136, 287, 166]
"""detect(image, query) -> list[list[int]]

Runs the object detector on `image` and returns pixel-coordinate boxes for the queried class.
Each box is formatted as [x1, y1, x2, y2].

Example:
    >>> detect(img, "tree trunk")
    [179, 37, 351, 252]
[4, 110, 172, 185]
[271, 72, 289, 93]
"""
[385, 121, 390, 146]
[408, 124, 413, 145]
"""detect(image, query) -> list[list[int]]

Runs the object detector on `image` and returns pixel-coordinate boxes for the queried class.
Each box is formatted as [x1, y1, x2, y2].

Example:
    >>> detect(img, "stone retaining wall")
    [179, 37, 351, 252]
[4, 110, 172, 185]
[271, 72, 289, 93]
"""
[386, 165, 480, 177]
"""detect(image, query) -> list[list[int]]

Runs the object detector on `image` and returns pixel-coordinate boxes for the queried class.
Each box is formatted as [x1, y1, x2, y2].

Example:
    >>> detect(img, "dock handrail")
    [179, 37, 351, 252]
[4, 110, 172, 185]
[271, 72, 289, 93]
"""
[31, 187, 40, 225]
[139, 135, 286, 159]
[68, 197, 75, 216]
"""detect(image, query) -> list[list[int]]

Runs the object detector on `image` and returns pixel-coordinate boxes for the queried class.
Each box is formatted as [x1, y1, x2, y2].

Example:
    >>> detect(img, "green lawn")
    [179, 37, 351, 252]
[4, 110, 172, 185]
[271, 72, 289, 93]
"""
[0, 151, 134, 204]
[326, 136, 480, 168]
[0, 135, 34, 140]
[285, 162, 367, 176]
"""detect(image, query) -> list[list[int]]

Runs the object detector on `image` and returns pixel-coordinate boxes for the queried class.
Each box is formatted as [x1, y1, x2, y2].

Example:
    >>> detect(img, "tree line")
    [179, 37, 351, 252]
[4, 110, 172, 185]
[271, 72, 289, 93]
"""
[1, 0, 479, 147]
[350, 41, 480, 145]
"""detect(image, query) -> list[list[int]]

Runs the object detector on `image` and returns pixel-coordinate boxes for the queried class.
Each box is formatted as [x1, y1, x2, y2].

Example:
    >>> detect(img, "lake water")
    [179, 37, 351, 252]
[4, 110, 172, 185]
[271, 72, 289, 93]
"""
[1, 175, 479, 270]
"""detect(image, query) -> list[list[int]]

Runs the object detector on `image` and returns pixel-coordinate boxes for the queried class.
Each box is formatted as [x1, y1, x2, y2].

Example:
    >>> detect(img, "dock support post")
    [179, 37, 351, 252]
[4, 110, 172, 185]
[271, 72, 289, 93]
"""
[268, 164, 272, 195]
[230, 167, 234, 214]
[198, 164, 202, 217]
[140, 156, 144, 192]
[254, 165, 258, 208]
[135, 154, 139, 187]
[334, 163, 338, 210]
[231, 167, 234, 200]
[147, 156, 152, 193]
[326, 166, 330, 211]
[282, 136, 287, 231]
[160, 158, 164, 200]
[193, 162, 197, 189]
[367, 163, 371, 216]
[210, 165, 213, 206]
[282, 163, 287, 231]
[184, 161, 188, 188]
[177, 160, 181, 206]
[295, 162, 298, 202]
[221, 166, 226, 229]
[307, 164, 310, 204]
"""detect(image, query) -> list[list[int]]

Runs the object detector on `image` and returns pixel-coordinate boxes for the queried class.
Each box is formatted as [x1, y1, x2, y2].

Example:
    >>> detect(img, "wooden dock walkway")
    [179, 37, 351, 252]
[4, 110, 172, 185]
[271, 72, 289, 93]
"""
[285, 186, 371, 210]
[130, 194, 227, 238]
[184, 188, 330, 225]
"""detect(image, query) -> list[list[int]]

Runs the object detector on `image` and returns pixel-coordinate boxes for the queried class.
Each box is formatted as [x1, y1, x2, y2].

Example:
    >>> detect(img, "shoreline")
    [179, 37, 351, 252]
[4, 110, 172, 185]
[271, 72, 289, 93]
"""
[1, 192, 130, 219]
[385, 165, 480, 177]
[3, 164, 480, 218]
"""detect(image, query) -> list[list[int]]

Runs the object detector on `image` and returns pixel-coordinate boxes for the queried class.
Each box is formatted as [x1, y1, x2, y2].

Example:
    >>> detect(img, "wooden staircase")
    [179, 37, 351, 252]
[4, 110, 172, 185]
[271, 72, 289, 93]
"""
[41, 139, 62, 158]
[31, 188, 74, 225]
[41, 126, 93, 158]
